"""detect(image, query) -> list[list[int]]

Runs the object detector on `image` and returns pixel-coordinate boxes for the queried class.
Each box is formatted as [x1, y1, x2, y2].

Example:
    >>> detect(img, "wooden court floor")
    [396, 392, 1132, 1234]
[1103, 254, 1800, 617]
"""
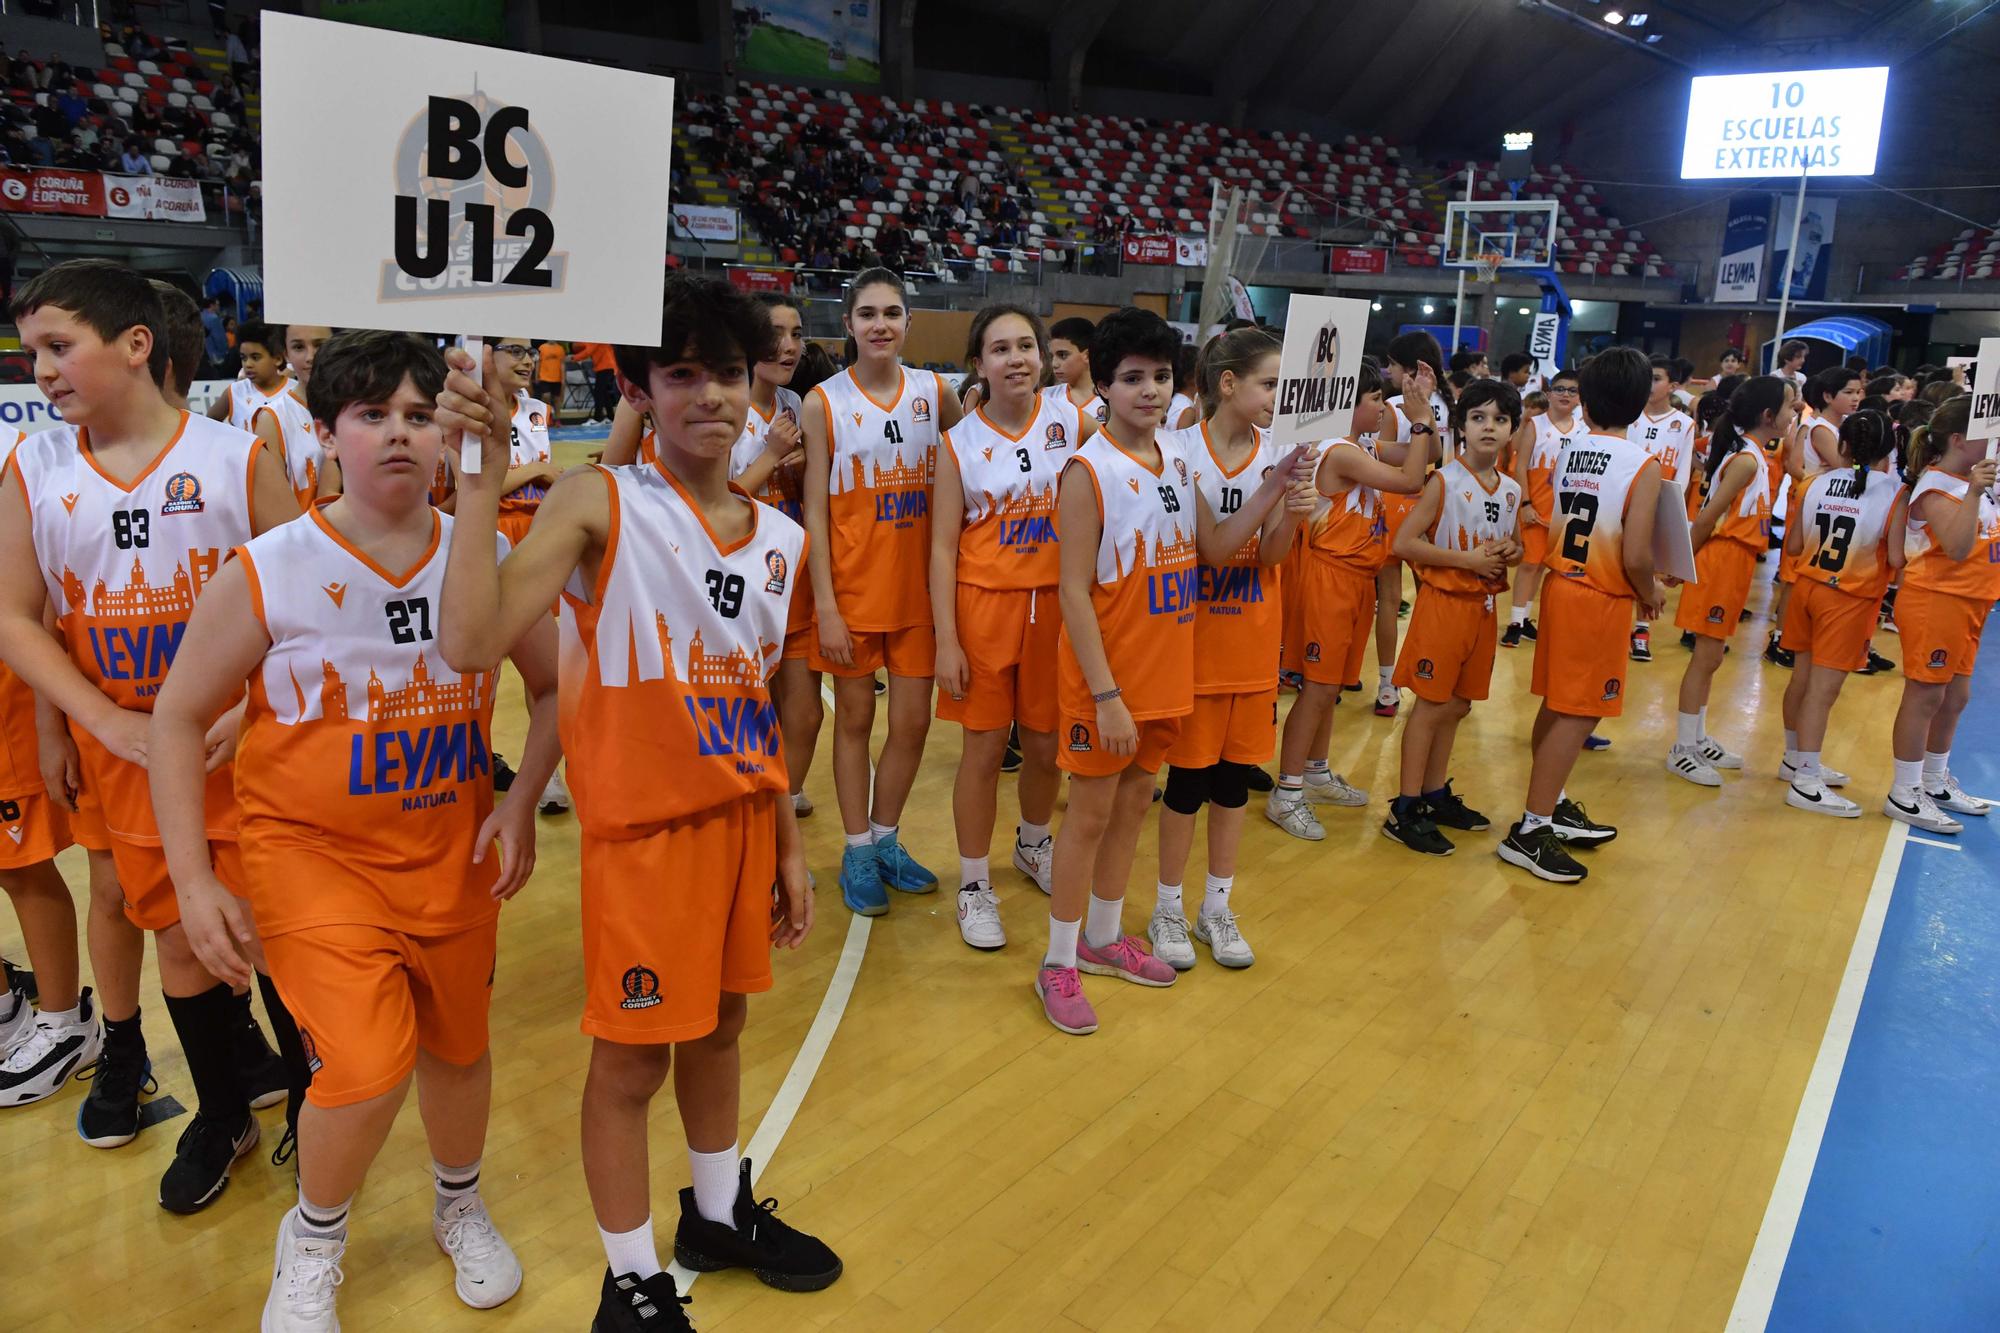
[1, 518, 1898, 1329]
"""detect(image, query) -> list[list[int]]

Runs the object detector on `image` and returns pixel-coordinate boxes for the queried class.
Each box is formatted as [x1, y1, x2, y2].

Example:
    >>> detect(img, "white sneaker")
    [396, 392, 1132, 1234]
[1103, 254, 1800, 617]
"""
[792, 791, 815, 817]
[538, 768, 571, 814]
[1779, 758, 1849, 788]
[1927, 772, 1992, 817]
[1193, 909, 1255, 968]
[1011, 835, 1053, 895]
[1696, 736, 1744, 770]
[1883, 785, 1964, 834]
[262, 1207, 345, 1332]
[433, 1194, 522, 1310]
[0, 990, 100, 1108]
[0, 991, 32, 1059]
[1302, 772, 1368, 806]
[1665, 745, 1723, 788]
[1264, 793, 1326, 841]
[1147, 908, 1196, 971]
[1787, 775, 1860, 818]
[956, 883, 1006, 950]
[1375, 682, 1400, 713]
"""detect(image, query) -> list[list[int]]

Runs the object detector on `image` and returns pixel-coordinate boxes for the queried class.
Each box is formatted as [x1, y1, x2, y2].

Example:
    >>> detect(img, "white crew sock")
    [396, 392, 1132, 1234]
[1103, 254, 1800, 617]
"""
[1155, 880, 1183, 915]
[960, 855, 989, 888]
[1521, 810, 1552, 833]
[1676, 711, 1701, 748]
[688, 1144, 741, 1229]
[843, 830, 871, 850]
[869, 821, 898, 844]
[1045, 916, 1080, 969]
[1796, 751, 1821, 779]
[37, 1001, 80, 1026]
[1893, 758, 1924, 791]
[297, 1189, 352, 1243]
[1924, 750, 1951, 784]
[1201, 874, 1233, 919]
[1017, 820, 1051, 847]
[433, 1157, 481, 1217]
[1509, 604, 1530, 626]
[1377, 666, 1393, 686]
[599, 1216, 663, 1279]
[1305, 758, 1330, 780]
[1083, 893, 1124, 949]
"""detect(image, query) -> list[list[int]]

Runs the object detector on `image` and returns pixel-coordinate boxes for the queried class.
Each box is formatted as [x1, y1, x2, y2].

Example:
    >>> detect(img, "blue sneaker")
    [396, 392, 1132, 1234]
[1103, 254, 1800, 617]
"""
[839, 845, 888, 917]
[873, 834, 938, 894]
[1583, 734, 1612, 752]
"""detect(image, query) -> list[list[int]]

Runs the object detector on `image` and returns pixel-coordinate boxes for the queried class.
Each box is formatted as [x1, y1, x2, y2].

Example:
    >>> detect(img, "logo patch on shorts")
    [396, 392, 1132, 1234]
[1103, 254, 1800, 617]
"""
[1930, 648, 1949, 667]
[299, 1028, 323, 1075]
[1707, 605, 1725, 623]
[1415, 658, 1435, 680]
[1603, 678, 1622, 701]
[1067, 723, 1092, 752]
[620, 965, 663, 1010]
[1305, 641, 1322, 664]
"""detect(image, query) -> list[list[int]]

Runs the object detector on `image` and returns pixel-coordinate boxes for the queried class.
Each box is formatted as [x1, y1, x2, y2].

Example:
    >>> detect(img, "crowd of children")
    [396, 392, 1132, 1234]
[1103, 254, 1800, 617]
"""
[0, 260, 1994, 1331]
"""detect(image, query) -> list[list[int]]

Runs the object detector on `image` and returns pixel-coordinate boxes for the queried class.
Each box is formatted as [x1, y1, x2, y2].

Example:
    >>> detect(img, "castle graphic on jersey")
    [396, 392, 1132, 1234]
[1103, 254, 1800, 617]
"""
[1111, 523, 1196, 579]
[286, 650, 488, 726]
[654, 612, 776, 688]
[834, 447, 932, 497]
[976, 475, 1059, 520]
[59, 557, 200, 619]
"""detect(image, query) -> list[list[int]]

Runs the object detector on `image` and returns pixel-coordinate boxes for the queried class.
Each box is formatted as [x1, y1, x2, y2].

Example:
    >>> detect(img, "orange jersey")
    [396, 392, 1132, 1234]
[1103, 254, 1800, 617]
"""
[1794, 467, 1902, 600]
[1546, 432, 1658, 599]
[234, 507, 505, 936]
[1635, 408, 1696, 484]
[499, 392, 553, 517]
[727, 388, 807, 525]
[1055, 429, 1197, 722]
[1413, 458, 1522, 596]
[946, 396, 1080, 591]
[1904, 469, 2000, 601]
[814, 366, 943, 632]
[0, 428, 40, 801]
[1181, 421, 1284, 693]
[1307, 440, 1388, 571]
[253, 386, 322, 507]
[1708, 444, 1774, 552]
[1525, 412, 1587, 527]
[558, 461, 806, 836]
[14, 413, 258, 843]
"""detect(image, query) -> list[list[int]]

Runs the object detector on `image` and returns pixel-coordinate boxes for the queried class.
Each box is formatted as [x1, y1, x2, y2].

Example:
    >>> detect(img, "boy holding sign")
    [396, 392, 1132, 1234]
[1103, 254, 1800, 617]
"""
[438, 275, 840, 1325]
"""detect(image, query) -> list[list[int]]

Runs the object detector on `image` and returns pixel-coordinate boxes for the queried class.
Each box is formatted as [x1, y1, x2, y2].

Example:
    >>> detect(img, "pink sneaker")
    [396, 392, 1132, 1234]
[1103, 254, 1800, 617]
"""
[1035, 966, 1098, 1035]
[1076, 934, 1177, 987]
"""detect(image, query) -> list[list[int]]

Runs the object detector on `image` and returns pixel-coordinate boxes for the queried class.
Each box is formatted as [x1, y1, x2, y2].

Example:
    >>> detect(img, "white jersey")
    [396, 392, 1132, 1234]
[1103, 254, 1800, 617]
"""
[1179, 421, 1279, 563]
[1798, 414, 1843, 480]
[220, 376, 292, 435]
[501, 392, 553, 513]
[1167, 392, 1198, 429]
[1045, 382, 1106, 426]
[941, 394, 1080, 590]
[726, 387, 806, 521]
[1417, 458, 1523, 596]
[0, 424, 21, 458]
[1635, 408, 1697, 483]
[1387, 390, 1455, 456]
[252, 385, 321, 506]
[1795, 467, 1901, 595]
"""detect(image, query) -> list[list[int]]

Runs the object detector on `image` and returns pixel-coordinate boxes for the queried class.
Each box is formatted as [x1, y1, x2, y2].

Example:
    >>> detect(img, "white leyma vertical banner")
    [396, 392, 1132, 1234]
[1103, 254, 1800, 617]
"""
[1968, 337, 2000, 442]
[1270, 295, 1370, 449]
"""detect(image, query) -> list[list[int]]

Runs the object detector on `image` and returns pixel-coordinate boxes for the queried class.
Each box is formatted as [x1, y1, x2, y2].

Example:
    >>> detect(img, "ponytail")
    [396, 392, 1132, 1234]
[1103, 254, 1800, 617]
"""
[1195, 325, 1281, 418]
[1838, 408, 1893, 495]
[1702, 374, 1788, 485]
[1907, 394, 1970, 482]
[1385, 331, 1454, 419]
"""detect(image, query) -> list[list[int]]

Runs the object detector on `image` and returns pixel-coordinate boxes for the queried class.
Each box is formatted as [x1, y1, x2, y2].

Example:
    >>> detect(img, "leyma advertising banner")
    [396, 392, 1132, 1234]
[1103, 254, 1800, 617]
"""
[734, 3, 881, 81]
[1713, 195, 1770, 303]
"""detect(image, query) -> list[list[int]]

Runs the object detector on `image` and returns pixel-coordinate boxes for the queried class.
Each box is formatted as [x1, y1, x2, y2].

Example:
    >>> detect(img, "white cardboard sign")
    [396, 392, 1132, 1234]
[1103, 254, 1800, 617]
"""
[1968, 337, 2000, 441]
[259, 13, 676, 343]
[1679, 66, 1887, 179]
[1655, 479, 1698, 584]
[1271, 295, 1370, 449]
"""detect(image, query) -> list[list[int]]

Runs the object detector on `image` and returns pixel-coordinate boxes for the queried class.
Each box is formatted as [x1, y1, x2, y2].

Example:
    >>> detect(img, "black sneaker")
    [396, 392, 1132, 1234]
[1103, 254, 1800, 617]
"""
[1398, 599, 1410, 618]
[1000, 724, 1022, 774]
[1245, 767, 1273, 793]
[1497, 821, 1588, 882]
[1, 956, 35, 1003]
[673, 1158, 843, 1292]
[872, 674, 886, 696]
[1500, 621, 1524, 649]
[1551, 797, 1617, 846]
[237, 1013, 288, 1111]
[76, 1025, 155, 1148]
[493, 753, 517, 793]
[1860, 648, 1895, 675]
[1680, 630, 1697, 650]
[1629, 628, 1652, 662]
[1763, 634, 1795, 668]
[1424, 786, 1491, 832]
[1519, 617, 1538, 642]
[591, 1268, 695, 1332]
[158, 1110, 259, 1214]
[1383, 808, 1454, 856]
[1583, 733, 1613, 752]
[1341, 682, 1361, 692]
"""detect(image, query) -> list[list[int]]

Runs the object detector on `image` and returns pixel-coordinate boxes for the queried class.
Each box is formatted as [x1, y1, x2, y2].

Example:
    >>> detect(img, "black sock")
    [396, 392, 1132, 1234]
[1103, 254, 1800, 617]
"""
[163, 983, 248, 1124]
[104, 1006, 145, 1050]
[256, 972, 311, 1139]
[1391, 794, 1423, 822]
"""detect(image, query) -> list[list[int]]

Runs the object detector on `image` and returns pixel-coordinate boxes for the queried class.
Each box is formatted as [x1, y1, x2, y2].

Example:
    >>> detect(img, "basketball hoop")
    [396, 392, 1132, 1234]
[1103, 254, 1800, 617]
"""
[1474, 253, 1504, 284]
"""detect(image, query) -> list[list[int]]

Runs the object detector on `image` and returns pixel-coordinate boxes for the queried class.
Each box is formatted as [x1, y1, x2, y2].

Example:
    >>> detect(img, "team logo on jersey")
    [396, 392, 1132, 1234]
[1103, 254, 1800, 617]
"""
[1415, 658, 1434, 680]
[299, 1028, 323, 1075]
[530, 412, 545, 429]
[912, 396, 932, 423]
[852, 411, 865, 427]
[764, 548, 789, 594]
[1602, 678, 1622, 701]
[1045, 423, 1067, 447]
[1173, 457, 1189, 487]
[1930, 648, 1949, 667]
[323, 581, 347, 608]
[1095, 403, 1108, 423]
[60, 493, 78, 514]
[1067, 723, 1092, 753]
[160, 471, 204, 515]
[619, 965, 663, 1010]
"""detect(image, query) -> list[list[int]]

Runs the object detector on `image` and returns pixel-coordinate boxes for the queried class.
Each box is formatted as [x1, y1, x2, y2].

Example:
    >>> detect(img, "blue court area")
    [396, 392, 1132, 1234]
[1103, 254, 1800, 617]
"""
[550, 420, 612, 445]
[1766, 631, 2000, 1332]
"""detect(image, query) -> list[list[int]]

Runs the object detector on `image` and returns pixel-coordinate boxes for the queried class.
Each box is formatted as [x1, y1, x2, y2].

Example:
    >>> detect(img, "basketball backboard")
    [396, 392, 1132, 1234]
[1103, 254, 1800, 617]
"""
[1443, 199, 1560, 270]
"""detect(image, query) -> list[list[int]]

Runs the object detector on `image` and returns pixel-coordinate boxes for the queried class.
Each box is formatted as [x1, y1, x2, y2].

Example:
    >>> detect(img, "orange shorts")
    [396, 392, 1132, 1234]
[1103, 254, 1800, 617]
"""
[781, 581, 817, 660]
[1058, 713, 1182, 778]
[0, 791, 72, 870]
[936, 584, 1060, 734]
[1393, 589, 1497, 703]
[262, 917, 498, 1108]
[112, 838, 246, 932]
[1280, 537, 1310, 673]
[1531, 577, 1634, 718]
[1777, 545, 1801, 586]
[1897, 584, 1991, 684]
[1284, 558, 1375, 687]
[70, 787, 110, 852]
[580, 791, 777, 1044]
[496, 506, 537, 548]
[1165, 689, 1279, 767]
[1522, 522, 1550, 567]
[1673, 539, 1759, 640]
[1782, 579, 1879, 673]
[1381, 491, 1420, 557]
[811, 623, 935, 679]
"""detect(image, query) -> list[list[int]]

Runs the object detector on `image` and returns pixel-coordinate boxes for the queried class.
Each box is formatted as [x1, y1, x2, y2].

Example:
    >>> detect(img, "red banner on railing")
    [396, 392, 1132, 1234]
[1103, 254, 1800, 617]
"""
[1121, 234, 1174, 265]
[0, 167, 107, 217]
[1328, 246, 1388, 275]
[727, 267, 795, 294]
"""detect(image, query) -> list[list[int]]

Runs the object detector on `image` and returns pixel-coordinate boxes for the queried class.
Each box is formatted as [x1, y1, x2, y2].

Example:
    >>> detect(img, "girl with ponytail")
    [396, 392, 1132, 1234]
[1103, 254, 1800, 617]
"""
[1666, 376, 1790, 788]
[1775, 408, 1908, 818]
[1883, 395, 2000, 832]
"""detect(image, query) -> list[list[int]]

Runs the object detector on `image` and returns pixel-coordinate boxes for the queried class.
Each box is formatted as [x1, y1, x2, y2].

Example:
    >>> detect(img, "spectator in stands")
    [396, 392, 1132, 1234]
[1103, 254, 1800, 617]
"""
[119, 139, 153, 175]
[55, 86, 86, 128]
[199, 296, 231, 379]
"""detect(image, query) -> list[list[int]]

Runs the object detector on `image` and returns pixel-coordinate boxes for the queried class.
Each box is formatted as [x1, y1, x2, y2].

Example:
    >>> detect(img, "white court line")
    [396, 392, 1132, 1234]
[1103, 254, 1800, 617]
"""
[673, 677, 865, 1292]
[1725, 820, 1909, 1331]
[1906, 835, 1962, 852]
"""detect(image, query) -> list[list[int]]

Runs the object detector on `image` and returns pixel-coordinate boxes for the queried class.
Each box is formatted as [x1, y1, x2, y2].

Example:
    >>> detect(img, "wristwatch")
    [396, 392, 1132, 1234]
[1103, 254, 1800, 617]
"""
[1408, 423, 1436, 437]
